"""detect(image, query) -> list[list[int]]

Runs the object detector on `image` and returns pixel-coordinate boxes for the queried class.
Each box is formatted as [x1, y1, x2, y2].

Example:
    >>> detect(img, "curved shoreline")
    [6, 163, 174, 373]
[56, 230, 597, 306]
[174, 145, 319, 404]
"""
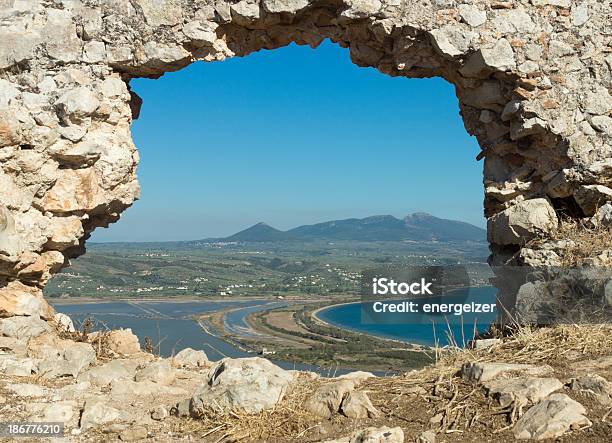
[310, 301, 431, 349]
[310, 285, 497, 348]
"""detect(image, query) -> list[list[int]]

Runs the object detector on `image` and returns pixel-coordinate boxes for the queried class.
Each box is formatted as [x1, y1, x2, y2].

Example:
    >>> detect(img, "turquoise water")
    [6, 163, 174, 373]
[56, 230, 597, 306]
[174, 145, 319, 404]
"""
[316, 286, 498, 347]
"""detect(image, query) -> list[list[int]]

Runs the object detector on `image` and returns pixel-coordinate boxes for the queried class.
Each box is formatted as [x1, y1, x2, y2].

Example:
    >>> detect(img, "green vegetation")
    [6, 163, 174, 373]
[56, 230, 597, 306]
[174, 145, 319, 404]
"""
[247, 304, 435, 372]
[44, 239, 490, 298]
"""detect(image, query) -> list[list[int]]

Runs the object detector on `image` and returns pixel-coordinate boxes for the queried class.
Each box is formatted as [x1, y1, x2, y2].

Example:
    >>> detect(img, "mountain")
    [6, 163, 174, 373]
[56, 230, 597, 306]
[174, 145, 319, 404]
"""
[223, 222, 290, 242]
[217, 214, 486, 243]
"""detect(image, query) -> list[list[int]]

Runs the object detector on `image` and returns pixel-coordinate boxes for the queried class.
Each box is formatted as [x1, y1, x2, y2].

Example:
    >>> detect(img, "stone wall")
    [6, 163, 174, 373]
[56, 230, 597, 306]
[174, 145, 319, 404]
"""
[0, 0, 611, 317]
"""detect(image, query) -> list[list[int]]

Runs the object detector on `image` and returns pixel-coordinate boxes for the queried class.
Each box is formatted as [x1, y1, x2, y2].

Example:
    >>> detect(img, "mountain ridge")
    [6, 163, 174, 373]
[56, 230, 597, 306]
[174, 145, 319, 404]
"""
[217, 213, 486, 243]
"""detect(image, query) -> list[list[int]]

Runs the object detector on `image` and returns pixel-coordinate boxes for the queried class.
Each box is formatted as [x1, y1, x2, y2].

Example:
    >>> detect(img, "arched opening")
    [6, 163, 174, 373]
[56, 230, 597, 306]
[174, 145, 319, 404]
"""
[47, 40, 496, 369]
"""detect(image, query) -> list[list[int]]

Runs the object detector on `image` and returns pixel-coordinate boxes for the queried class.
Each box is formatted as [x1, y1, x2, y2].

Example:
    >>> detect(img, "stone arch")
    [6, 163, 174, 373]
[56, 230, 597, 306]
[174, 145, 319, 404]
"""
[0, 0, 610, 318]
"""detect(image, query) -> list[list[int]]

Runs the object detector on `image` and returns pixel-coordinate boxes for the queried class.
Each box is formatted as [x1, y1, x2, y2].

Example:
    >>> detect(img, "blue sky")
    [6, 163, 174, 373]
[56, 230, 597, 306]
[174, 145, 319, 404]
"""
[93, 40, 484, 242]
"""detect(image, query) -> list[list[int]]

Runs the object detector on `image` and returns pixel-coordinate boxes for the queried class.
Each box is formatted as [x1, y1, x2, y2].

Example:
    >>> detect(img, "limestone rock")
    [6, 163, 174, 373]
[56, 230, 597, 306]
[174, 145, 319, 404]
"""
[44, 9, 82, 63]
[520, 248, 561, 267]
[54, 312, 75, 333]
[37, 341, 96, 378]
[0, 355, 38, 376]
[460, 38, 516, 78]
[484, 377, 563, 407]
[583, 87, 612, 115]
[513, 393, 591, 440]
[590, 203, 612, 227]
[488, 199, 558, 246]
[182, 21, 217, 46]
[172, 398, 191, 417]
[230, 1, 261, 25]
[462, 362, 553, 383]
[340, 390, 380, 419]
[55, 87, 100, 121]
[28, 333, 96, 378]
[304, 379, 356, 417]
[574, 185, 612, 216]
[430, 25, 476, 58]
[56, 381, 94, 400]
[0, 336, 27, 355]
[172, 347, 209, 368]
[493, 7, 535, 33]
[110, 379, 187, 397]
[0, 281, 54, 319]
[78, 359, 136, 387]
[569, 374, 612, 406]
[458, 5, 486, 27]
[0, 205, 24, 256]
[27, 400, 78, 424]
[140, 42, 191, 72]
[6, 383, 48, 397]
[545, 170, 574, 198]
[341, 0, 382, 20]
[571, 3, 589, 26]
[42, 168, 106, 213]
[80, 397, 123, 430]
[0, 27, 41, 70]
[83, 41, 106, 64]
[262, 0, 309, 14]
[134, 0, 183, 27]
[591, 115, 612, 136]
[0, 315, 52, 339]
[189, 357, 294, 415]
[134, 359, 176, 385]
[106, 328, 141, 355]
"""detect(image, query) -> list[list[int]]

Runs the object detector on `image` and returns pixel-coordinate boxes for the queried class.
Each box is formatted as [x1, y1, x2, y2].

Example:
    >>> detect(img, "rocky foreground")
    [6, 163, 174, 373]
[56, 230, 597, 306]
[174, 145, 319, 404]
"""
[1, 313, 611, 442]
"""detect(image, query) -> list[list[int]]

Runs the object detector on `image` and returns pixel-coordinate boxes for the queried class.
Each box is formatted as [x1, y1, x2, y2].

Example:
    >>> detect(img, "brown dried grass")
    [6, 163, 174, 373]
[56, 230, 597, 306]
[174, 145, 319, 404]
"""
[161, 324, 611, 442]
[365, 323, 612, 437]
[436, 323, 612, 369]
[547, 218, 612, 266]
[167, 374, 323, 442]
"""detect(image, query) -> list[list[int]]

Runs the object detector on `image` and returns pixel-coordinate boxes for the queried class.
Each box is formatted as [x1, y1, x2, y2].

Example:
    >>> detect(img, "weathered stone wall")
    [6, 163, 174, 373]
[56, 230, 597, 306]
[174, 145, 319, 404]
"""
[0, 0, 611, 317]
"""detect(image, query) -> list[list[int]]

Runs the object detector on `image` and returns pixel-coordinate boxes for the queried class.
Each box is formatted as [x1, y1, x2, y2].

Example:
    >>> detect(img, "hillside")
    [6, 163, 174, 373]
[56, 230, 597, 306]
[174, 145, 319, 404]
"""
[224, 222, 290, 242]
[216, 213, 486, 243]
[2, 316, 609, 442]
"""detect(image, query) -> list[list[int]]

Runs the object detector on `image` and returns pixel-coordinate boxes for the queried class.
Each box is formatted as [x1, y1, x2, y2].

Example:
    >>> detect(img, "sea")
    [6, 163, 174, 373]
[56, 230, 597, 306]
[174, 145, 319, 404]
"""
[316, 286, 499, 347]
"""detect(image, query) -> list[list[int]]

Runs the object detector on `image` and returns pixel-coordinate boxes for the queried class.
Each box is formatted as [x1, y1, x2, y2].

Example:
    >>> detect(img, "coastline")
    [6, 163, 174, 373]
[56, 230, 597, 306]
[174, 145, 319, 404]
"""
[53, 295, 433, 372]
[47, 294, 286, 305]
[310, 301, 431, 349]
[311, 285, 497, 348]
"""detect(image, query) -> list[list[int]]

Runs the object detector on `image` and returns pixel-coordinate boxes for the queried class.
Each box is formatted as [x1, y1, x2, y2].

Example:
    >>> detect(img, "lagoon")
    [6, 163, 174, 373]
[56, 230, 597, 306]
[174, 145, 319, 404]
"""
[52, 299, 337, 374]
[316, 286, 498, 347]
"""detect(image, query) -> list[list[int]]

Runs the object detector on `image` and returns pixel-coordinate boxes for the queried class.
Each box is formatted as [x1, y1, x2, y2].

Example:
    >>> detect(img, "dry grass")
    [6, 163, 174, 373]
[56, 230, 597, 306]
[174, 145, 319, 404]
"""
[5, 321, 611, 442]
[545, 218, 612, 266]
[158, 324, 612, 442]
[364, 323, 612, 439]
[437, 323, 612, 369]
[167, 374, 324, 442]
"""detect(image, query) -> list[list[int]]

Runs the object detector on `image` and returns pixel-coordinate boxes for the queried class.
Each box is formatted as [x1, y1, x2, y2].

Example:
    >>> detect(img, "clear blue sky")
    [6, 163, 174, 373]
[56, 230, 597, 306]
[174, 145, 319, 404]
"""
[93, 40, 484, 242]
